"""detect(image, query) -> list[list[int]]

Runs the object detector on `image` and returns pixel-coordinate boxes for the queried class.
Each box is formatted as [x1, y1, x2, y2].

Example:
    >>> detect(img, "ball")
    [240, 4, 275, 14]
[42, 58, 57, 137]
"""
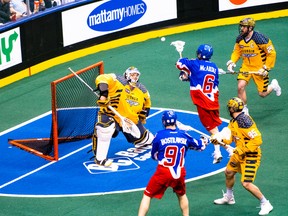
[161, 37, 166, 42]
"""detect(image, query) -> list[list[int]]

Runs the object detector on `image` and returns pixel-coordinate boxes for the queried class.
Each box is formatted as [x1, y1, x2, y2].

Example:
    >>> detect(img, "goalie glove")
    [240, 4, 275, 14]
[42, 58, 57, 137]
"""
[179, 71, 190, 81]
[226, 60, 236, 73]
[258, 65, 269, 77]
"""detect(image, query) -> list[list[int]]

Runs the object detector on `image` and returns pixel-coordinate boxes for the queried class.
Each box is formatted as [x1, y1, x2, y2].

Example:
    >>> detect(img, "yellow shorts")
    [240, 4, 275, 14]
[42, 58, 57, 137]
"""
[237, 73, 269, 93]
[226, 149, 262, 183]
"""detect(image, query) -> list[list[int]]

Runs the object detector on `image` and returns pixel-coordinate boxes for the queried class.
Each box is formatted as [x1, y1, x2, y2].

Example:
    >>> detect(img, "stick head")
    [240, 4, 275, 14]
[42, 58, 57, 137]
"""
[170, 40, 185, 53]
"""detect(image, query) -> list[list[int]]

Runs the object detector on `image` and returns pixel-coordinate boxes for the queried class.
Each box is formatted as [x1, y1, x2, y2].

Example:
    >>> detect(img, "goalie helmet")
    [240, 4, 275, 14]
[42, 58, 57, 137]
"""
[196, 44, 213, 60]
[162, 110, 177, 127]
[124, 66, 141, 86]
[227, 97, 244, 113]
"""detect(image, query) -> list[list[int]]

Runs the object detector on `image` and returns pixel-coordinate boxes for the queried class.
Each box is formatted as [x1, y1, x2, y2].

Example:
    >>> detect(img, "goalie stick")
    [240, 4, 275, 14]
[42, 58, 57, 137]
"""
[218, 68, 262, 75]
[170, 40, 185, 58]
[68, 67, 141, 139]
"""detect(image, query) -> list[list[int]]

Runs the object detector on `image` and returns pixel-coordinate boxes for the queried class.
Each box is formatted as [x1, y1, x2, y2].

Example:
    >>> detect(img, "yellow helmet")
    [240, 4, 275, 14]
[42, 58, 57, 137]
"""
[239, 17, 255, 28]
[227, 97, 244, 112]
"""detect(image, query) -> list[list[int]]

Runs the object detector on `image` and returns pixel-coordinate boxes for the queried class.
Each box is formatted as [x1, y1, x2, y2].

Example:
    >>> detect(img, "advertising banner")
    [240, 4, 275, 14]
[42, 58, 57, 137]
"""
[219, 0, 288, 11]
[0, 28, 22, 71]
[62, 0, 177, 47]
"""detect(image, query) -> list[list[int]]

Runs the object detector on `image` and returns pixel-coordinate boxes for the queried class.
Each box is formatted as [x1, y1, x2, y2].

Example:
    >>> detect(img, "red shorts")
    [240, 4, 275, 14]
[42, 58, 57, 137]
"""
[196, 106, 222, 131]
[144, 165, 186, 199]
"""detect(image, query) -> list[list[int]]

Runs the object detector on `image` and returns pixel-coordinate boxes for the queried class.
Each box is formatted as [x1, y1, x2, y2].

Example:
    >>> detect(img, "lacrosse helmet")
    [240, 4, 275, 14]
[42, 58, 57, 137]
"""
[196, 44, 213, 60]
[124, 66, 141, 86]
[239, 17, 255, 36]
[227, 97, 244, 113]
[239, 17, 256, 28]
[162, 110, 177, 127]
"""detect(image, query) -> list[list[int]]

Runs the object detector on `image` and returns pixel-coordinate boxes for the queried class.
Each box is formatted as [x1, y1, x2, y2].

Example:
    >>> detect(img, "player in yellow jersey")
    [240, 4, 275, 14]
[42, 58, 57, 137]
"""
[226, 17, 281, 115]
[92, 66, 154, 166]
[210, 97, 273, 215]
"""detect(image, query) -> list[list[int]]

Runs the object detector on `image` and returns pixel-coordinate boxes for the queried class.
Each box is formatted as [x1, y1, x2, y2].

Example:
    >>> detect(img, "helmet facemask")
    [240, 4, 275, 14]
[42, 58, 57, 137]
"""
[124, 67, 141, 87]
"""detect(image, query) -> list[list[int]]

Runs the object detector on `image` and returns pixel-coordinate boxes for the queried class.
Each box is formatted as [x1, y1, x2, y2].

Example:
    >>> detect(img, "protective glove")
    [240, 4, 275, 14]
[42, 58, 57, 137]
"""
[226, 60, 236, 73]
[138, 110, 147, 124]
[210, 133, 223, 145]
[179, 71, 190, 81]
[200, 135, 209, 150]
[258, 65, 269, 77]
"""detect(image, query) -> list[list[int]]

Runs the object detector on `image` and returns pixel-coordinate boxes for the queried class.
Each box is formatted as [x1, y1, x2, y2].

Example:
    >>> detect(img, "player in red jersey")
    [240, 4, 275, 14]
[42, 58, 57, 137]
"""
[176, 44, 234, 164]
[138, 110, 208, 216]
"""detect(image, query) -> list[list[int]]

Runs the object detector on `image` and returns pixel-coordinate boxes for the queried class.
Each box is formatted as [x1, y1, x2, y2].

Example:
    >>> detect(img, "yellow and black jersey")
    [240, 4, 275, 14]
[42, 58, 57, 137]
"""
[231, 31, 276, 72]
[224, 113, 262, 153]
[95, 73, 151, 124]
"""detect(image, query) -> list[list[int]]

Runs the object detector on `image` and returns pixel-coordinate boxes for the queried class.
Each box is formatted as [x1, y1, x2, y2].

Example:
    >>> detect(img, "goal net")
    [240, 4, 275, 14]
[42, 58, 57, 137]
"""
[8, 61, 104, 161]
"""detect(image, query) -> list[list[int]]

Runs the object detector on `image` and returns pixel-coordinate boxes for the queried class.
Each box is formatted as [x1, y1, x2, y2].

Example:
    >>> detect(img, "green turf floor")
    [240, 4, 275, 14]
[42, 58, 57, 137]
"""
[0, 16, 287, 216]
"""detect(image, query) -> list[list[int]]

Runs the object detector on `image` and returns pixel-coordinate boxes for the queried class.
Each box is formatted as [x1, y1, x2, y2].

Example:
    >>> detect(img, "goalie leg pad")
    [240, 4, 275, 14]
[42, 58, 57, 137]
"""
[93, 118, 115, 161]
[134, 130, 154, 147]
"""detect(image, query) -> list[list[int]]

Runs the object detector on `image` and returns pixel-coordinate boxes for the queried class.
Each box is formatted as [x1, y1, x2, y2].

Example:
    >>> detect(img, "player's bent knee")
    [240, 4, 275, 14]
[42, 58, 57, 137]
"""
[134, 130, 154, 146]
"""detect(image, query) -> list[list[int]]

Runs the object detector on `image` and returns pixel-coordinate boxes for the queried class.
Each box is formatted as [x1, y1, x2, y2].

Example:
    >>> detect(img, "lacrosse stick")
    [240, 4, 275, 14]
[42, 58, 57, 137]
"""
[68, 67, 141, 139]
[218, 68, 262, 75]
[176, 120, 228, 147]
[170, 40, 185, 58]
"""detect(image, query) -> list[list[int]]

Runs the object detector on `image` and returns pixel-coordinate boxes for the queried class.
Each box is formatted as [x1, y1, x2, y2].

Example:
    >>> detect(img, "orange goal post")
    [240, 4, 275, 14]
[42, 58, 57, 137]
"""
[8, 61, 104, 161]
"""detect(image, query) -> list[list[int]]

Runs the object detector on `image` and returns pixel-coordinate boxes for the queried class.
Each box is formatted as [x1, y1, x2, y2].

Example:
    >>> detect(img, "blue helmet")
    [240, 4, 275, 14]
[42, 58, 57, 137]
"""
[196, 44, 213, 60]
[162, 110, 177, 127]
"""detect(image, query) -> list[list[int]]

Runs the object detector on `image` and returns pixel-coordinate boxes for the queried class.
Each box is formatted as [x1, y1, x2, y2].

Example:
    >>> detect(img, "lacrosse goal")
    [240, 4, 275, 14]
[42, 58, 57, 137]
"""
[8, 61, 104, 161]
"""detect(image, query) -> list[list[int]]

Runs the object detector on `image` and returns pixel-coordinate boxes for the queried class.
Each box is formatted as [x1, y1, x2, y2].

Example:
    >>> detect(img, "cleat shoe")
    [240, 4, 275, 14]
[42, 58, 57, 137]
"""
[242, 105, 249, 116]
[259, 201, 273, 215]
[95, 158, 113, 167]
[212, 151, 223, 164]
[271, 79, 281, 96]
[214, 191, 235, 205]
[226, 146, 234, 157]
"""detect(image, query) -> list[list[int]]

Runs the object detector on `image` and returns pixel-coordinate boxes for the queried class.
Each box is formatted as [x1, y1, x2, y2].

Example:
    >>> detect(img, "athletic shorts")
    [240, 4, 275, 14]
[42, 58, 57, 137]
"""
[144, 165, 186, 199]
[196, 106, 222, 131]
[226, 148, 262, 183]
[237, 73, 269, 93]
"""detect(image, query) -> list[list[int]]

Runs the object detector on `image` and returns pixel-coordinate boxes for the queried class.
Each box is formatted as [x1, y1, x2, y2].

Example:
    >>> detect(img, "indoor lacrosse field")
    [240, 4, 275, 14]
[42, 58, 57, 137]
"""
[0, 12, 287, 216]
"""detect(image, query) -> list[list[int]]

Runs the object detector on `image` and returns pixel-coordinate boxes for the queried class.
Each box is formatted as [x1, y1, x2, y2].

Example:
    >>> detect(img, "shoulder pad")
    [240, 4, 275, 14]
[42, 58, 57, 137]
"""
[251, 31, 269, 45]
[136, 82, 148, 93]
[116, 74, 129, 85]
[236, 35, 243, 43]
[235, 113, 253, 129]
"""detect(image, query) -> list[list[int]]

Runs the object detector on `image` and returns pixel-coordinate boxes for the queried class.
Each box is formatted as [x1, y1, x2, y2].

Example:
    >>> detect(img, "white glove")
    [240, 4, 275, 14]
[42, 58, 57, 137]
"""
[258, 65, 269, 77]
[226, 60, 236, 73]
[210, 133, 223, 145]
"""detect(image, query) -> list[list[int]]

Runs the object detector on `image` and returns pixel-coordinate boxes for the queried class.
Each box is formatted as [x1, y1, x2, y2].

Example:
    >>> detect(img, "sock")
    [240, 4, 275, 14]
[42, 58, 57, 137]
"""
[226, 188, 233, 198]
[260, 196, 268, 204]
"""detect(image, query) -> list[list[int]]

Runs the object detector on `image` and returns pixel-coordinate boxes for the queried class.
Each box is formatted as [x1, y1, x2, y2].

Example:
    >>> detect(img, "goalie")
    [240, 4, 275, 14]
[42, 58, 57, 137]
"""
[211, 97, 273, 215]
[92, 66, 154, 167]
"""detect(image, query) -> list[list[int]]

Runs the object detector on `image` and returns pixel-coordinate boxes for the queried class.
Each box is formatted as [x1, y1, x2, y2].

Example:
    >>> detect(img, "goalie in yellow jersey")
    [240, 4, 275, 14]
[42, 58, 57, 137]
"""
[92, 66, 154, 167]
[210, 97, 273, 215]
[226, 17, 281, 115]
